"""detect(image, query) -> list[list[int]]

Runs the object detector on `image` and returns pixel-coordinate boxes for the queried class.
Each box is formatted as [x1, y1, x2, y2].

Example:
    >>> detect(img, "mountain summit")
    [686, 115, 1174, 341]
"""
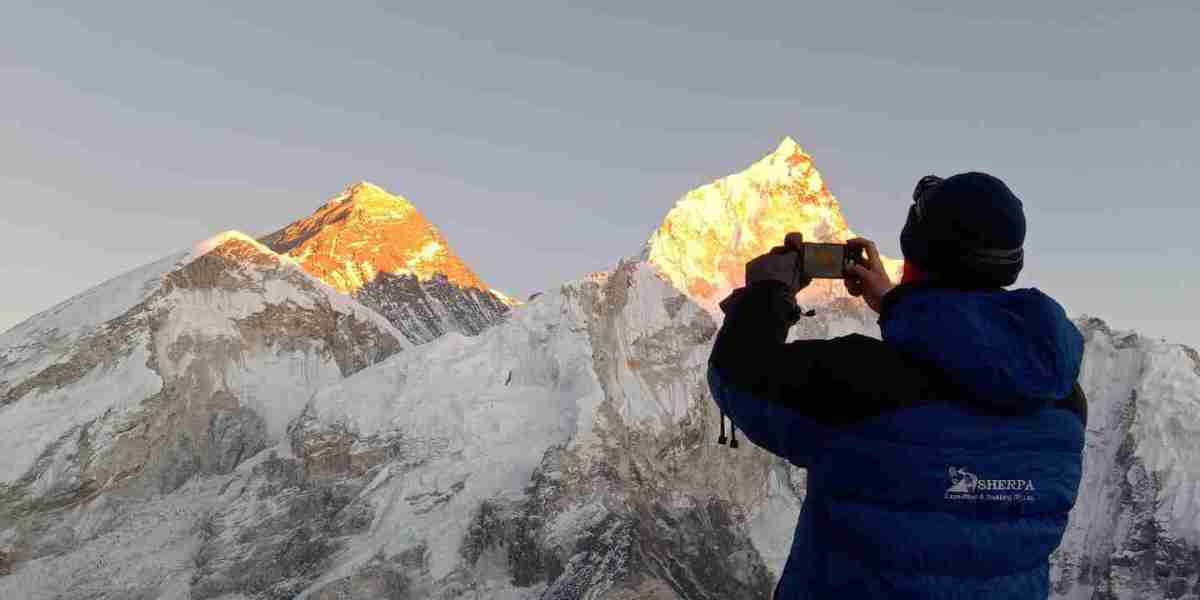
[646, 138, 902, 310]
[262, 182, 512, 344]
[262, 181, 504, 298]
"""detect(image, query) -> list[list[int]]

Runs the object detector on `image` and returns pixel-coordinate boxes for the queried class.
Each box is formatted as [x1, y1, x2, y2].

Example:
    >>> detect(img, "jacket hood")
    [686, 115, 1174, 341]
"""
[880, 284, 1083, 412]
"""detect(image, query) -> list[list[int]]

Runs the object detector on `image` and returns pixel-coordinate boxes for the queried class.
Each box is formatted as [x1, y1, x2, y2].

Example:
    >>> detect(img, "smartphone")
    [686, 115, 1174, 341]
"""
[800, 243, 864, 279]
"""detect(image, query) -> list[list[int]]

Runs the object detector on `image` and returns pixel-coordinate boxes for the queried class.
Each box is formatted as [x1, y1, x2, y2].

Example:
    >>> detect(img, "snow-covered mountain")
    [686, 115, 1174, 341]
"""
[0, 232, 407, 588]
[2, 141, 1198, 599]
[261, 181, 512, 345]
[1050, 318, 1200, 599]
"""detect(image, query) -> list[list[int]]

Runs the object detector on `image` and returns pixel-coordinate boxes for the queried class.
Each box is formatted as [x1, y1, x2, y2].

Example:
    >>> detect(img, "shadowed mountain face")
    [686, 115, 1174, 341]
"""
[261, 181, 512, 344]
[1, 143, 1198, 600]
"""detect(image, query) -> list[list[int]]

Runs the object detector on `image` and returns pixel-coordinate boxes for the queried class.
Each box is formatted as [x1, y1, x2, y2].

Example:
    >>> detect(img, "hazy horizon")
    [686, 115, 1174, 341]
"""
[3, 2, 1197, 347]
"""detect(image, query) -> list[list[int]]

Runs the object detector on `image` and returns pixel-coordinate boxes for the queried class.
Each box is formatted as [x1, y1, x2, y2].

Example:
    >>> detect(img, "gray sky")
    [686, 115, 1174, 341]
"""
[2, 1, 1197, 347]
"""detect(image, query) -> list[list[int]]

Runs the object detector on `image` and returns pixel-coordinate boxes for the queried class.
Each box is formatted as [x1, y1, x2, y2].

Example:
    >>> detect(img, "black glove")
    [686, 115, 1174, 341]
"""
[745, 233, 813, 300]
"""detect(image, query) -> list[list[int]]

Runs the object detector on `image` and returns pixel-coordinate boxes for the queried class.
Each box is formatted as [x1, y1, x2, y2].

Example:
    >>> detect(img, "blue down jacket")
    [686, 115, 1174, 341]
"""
[707, 281, 1086, 599]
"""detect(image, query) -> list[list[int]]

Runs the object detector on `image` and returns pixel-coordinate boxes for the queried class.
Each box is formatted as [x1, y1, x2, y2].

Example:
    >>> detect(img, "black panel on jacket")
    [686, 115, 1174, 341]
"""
[710, 280, 1086, 427]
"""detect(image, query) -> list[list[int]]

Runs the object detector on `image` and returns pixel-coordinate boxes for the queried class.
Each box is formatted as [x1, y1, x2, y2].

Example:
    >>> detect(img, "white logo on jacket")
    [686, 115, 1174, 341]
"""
[946, 466, 978, 494]
[945, 466, 1036, 502]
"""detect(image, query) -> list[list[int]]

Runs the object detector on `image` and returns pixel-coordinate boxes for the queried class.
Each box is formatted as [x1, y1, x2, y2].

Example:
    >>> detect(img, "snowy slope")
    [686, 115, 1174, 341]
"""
[289, 275, 606, 594]
[0, 251, 183, 411]
[0, 231, 407, 588]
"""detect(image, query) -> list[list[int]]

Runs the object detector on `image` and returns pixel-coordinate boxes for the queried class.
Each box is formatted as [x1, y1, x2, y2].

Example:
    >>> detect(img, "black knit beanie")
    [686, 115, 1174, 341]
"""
[900, 172, 1026, 288]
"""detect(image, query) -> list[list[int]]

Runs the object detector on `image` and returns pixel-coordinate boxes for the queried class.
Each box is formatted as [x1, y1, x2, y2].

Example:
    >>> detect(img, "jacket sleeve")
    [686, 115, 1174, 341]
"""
[707, 281, 932, 466]
[707, 365, 838, 468]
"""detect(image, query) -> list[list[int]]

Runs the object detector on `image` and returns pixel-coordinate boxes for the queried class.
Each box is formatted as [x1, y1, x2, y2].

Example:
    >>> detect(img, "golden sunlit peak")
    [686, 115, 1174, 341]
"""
[259, 183, 513, 303]
[773, 136, 802, 158]
[324, 180, 419, 221]
[646, 137, 902, 311]
[346, 179, 385, 194]
[338, 180, 395, 201]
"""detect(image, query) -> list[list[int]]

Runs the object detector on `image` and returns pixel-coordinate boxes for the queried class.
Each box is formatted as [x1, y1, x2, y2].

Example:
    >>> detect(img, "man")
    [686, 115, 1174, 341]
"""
[708, 172, 1086, 599]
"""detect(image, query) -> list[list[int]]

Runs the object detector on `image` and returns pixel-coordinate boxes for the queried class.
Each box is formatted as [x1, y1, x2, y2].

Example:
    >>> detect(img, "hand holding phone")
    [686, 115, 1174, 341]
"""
[844, 237, 894, 314]
[745, 233, 811, 295]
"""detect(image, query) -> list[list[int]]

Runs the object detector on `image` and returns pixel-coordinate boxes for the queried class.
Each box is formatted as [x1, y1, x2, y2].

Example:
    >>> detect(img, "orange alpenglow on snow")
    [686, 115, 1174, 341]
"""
[646, 137, 903, 310]
[261, 181, 512, 303]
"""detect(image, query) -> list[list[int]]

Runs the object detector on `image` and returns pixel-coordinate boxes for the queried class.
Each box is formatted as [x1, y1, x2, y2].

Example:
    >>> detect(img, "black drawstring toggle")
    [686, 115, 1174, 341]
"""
[717, 408, 728, 445]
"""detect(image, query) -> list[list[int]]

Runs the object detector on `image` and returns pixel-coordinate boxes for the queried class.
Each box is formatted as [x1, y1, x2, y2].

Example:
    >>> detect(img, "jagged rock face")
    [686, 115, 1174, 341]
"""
[1049, 318, 1200, 599]
[356, 271, 512, 345]
[261, 181, 512, 342]
[188, 451, 386, 600]
[645, 137, 904, 312]
[0, 233, 405, 585]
